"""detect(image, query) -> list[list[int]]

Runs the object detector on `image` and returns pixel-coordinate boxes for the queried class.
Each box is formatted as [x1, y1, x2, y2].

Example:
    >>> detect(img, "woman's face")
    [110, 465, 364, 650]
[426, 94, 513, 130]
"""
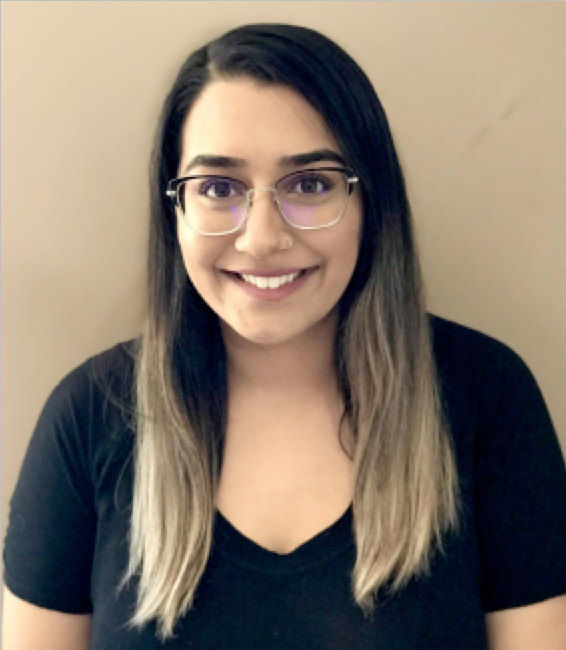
[176, 77, 361, 347]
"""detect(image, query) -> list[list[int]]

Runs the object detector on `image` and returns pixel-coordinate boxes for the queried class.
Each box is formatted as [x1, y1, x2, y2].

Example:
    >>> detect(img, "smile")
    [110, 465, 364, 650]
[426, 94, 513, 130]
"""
[240, 271, 302, 290]
[223, 267, 316, 301]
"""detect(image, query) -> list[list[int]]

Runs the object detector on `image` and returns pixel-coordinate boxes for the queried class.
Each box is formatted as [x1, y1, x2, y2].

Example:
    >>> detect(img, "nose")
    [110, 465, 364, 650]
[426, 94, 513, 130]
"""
[233, 188, 293, 258]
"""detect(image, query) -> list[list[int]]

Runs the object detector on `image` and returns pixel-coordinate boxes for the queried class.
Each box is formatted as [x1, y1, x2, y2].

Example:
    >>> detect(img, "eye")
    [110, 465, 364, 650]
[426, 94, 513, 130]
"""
[280, 172, 334, 196]
[298, 177, 325, 194]
[198, 177, 245, 200]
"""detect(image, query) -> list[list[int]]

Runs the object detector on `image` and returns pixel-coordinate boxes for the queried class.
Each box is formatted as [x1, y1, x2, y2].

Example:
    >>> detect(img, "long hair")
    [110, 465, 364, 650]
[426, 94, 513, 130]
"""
[125, 24, 459, 639]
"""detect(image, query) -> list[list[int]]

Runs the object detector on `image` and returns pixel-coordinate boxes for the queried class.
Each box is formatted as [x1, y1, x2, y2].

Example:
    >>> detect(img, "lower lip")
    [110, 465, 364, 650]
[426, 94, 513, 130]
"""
[224, 268, 316, 301]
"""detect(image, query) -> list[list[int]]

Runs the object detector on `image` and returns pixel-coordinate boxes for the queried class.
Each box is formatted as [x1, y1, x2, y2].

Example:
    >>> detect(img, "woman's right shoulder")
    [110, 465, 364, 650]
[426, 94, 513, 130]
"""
[43, 339, 138, 418]
[3, 340, 140, 618]
[32, 338, 139, 465]
[50, 338, 138, 400]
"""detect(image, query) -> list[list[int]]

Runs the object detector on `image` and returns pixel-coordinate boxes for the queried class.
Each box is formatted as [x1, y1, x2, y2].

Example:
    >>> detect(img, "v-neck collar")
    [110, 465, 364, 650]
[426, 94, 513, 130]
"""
[213, 506, 354, 574]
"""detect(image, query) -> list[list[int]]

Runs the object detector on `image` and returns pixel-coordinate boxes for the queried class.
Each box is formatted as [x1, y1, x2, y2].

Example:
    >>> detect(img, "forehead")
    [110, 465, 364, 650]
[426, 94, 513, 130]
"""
[178, 78, 340, 171]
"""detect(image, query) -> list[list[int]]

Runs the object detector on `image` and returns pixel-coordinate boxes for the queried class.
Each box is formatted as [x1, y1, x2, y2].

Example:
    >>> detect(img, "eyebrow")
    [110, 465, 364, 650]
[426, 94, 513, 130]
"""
[182, 155, 246, 174]
[279, 149, 347, 167]
[181, 148, 347, 175]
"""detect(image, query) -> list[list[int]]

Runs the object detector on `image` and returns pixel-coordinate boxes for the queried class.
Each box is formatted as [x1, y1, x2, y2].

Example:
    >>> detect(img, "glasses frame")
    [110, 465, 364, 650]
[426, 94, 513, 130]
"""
[166, 166, 360, 236]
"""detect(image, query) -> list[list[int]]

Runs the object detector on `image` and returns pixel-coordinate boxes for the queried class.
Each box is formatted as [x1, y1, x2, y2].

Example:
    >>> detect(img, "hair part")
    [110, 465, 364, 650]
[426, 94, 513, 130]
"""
[126, 23, 459, 639]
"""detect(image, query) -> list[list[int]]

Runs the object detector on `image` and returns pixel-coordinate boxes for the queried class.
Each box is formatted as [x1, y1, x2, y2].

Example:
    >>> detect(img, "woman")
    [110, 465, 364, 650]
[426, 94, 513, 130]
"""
[3, 23, 566, 650]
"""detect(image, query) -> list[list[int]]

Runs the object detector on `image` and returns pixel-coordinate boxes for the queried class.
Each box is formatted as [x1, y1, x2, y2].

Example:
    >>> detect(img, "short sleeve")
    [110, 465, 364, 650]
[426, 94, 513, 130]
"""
[473, 339, 566, 611]
[3, 365, 97, 613]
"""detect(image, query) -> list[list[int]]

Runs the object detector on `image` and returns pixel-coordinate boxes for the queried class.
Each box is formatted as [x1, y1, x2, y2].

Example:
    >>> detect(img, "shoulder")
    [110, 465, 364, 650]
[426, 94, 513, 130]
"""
[39, 339, 137, 436]
[429, 318, 566, 611]
[46, 339, 137, 408]
[428, 312, 557, 431]
[27, 339, 139, 491]
[4, 340, 139, 613]
[428, 315, 546, 423]
[429, 314, 528, 377]
[428, 314, 561, 491]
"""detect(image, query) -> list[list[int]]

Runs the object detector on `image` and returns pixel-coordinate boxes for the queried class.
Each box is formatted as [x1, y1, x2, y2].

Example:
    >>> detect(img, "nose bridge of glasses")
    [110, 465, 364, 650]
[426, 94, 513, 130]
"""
[247, 185, 278, 200]
[246, 186, 284, 215]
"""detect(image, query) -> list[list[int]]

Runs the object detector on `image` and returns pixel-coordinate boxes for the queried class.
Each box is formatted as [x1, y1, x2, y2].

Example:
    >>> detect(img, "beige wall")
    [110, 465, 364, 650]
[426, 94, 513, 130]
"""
[2, 1, 565, 534]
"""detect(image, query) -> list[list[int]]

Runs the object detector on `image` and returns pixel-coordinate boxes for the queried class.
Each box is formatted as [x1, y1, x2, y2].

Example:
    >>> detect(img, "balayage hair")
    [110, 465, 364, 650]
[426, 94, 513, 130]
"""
[126, 23, 459, 639]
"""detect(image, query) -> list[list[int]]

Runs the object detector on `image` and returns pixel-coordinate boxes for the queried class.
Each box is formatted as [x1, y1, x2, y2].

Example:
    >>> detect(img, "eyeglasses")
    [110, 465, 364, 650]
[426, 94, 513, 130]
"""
[166, 167, 359, 236]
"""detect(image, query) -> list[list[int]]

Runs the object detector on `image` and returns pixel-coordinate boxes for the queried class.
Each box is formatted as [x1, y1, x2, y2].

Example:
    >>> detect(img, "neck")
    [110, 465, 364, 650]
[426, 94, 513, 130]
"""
[222, 313, 338, 395]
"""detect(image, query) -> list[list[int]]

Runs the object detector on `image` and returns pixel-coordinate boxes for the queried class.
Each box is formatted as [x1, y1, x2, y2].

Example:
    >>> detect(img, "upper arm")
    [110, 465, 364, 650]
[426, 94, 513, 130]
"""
[4, 369, 97, 615]
[486, 595, 566, 650]
[471, 340, 566, 611]
[2, 586, 91, 650]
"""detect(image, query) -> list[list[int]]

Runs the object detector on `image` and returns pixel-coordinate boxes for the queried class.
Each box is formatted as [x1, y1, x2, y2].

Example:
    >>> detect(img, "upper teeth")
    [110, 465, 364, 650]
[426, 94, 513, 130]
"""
[241, 271, 301, 289]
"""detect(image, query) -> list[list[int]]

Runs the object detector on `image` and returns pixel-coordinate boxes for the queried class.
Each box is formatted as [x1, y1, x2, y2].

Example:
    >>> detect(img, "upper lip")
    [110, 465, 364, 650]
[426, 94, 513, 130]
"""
[225, 267, 315, 277]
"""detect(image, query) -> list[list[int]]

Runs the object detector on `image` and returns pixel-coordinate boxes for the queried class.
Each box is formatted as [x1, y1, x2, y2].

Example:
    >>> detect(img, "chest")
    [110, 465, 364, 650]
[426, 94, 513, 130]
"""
[89, 490, 488, 650]
[216, 406, 354, 553]
[88, 421, 487, 649]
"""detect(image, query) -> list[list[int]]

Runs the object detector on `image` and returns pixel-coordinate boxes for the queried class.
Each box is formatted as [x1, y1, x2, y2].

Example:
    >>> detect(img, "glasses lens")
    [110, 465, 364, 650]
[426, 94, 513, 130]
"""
[275, 169, 350, 228]
[178, 176, 248, 234]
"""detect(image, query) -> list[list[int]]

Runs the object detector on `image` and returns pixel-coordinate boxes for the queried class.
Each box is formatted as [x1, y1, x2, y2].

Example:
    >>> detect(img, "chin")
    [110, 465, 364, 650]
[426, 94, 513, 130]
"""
[221, 312, 336, 349]
[229, 325, 297, 347]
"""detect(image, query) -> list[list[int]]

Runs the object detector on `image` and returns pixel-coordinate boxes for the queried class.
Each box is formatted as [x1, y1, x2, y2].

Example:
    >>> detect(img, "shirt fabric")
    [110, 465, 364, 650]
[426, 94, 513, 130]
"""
[4, 316, 566, 649]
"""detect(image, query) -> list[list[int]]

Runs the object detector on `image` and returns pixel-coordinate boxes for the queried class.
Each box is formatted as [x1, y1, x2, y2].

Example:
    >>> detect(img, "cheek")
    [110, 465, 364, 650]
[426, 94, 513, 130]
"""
[176, 226, 223, 288]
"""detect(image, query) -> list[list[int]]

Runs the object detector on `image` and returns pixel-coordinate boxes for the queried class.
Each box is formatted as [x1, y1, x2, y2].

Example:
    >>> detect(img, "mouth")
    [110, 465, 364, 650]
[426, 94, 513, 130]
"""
[223, 267, 317, 291]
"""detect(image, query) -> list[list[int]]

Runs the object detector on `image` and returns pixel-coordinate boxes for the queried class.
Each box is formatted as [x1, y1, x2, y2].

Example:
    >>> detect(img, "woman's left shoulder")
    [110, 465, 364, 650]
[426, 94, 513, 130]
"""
[428, 314, 553, 427]
[429, 315, 566, 612]
[429, 314, 534, 380]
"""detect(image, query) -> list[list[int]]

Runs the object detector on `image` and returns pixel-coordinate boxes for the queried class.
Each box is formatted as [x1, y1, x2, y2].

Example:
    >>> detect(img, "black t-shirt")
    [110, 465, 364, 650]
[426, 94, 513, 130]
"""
[4, 316, 566, 649]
